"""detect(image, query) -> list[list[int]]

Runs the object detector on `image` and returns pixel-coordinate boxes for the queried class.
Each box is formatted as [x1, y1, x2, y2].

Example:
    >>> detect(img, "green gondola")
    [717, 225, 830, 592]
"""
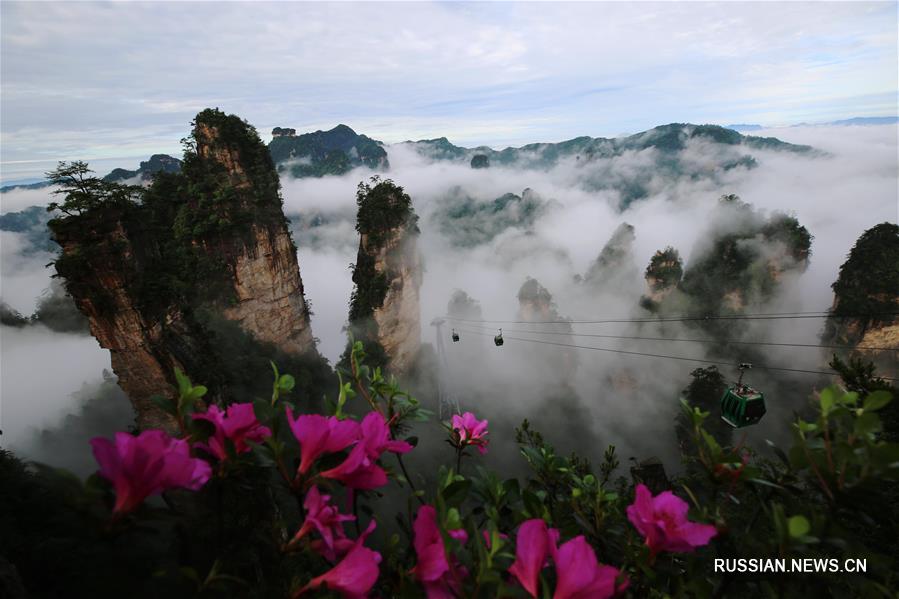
[720, 363, 766, 428]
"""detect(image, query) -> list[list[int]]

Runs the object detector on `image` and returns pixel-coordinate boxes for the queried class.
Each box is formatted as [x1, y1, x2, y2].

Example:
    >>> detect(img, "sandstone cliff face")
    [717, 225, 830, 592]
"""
[365, 228, 422, 373]
[193, 120, 314, 353]
[220, 225, 314, 353]
[347, 178, 421, 374]
[50, 109, 319, 429]
[583, 222, 639, 292]
[823, 223, 898, 376]
[52, 210, 189, 430]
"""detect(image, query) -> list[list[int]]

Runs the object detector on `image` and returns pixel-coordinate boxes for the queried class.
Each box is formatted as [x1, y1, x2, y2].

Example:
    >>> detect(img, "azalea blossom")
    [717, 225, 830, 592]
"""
[626, 484, 718, 557]
[288, 486, 355, 559]
[411, 505, 468, 598]
[192, 403, 271, 461]
[357, 411, 414, 457]
[450, 412, 489, 454]
[508, 520, 623, 599]
[285, 408, 360, 475]
[551, 536, 627, 599]
[296, 521, 381, 599]
[320, 412, 412, 490]
[90, 430, 212, 515]
[508, 519, 558, 597]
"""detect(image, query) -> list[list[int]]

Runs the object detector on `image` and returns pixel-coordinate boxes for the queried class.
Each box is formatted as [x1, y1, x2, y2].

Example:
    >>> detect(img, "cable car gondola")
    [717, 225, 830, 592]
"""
[720, 363, 766, 428]
[494, 329, 504, 347]
[451, 329, 460, 342]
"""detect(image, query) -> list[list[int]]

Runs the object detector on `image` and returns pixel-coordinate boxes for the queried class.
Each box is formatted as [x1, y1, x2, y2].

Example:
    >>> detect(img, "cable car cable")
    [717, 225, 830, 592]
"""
[456, 323, 898, 352]
[444, 311, 899, 325]
[452, 327, 899, 381]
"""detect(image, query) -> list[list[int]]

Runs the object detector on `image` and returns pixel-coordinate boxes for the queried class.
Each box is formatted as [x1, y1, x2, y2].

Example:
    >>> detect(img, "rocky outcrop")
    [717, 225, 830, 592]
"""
[823, 223, 899, 375]
[582, 222, 638, 289]
[517, 277, 576, 377]
[679, 196, 811, 316]
[272, 127, 296, 137]
[50, 109, 319, 429]
[103, 154, 182, 183]
[193, 116, 315, 353]
[51, 208, 196, 430]
[447, 289, 482, 321]
[641, 247, 683, 307]
[347, 177, 421, 374]
[470, 154, 489, 169]
[269, 124, 388, 178]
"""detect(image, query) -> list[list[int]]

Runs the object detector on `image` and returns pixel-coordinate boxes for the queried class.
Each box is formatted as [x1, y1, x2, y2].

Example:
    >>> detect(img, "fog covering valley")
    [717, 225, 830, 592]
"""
[1, 122, 896, 476]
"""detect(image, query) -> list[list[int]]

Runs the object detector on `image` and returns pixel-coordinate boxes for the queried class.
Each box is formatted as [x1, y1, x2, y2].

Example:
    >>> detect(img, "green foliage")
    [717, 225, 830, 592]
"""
[470, 154, 489, 169]
[432, 188, 546, 247]
[830, 222, 899, 319]
[102, 154, 181, 183]
[269, 124, 388, 177]
[345, 176, 419, 369]
[830, 355, 898, 441]
[645, 246, 683, 291]
[677, 366, 732, 451]
[288, 149, 351, 178]
[45, 161, 143, 217]
[4, 347, 899, 597]
[353, 176, 418, 243]
[679, 195, 812, 318]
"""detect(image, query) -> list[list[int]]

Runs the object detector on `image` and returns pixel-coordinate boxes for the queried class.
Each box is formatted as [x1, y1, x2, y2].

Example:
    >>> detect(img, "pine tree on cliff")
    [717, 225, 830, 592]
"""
[823, 222, 899, 381]
[345, 176, 421, 373]
[47, 109, 329, 431]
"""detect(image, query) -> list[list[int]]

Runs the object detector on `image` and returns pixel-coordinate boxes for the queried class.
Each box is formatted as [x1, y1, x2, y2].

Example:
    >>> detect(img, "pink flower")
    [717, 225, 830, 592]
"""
[358, 411, 414, 457]
[508, 519, 558, 597]
[451, 412, 489, 454]
[90, 430, 212, 514]
[411, 505, 467, 598]
[296, 521, 381, 599]
[320, 412, 412, 490]
[626, 484, 717, 557]
[286, 408, 360, 475]
[192, 403, 271, 461]
[551, 536, 627, 599]
[506, 522, 625, 599]
[288, 486, 355, 559]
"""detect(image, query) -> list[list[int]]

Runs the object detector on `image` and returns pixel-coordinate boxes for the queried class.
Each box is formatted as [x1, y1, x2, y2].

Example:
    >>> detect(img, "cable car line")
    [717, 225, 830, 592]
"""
[444, 311, 899, 326]
[457, 323, 898, 352]
[452, 327, 899, 381]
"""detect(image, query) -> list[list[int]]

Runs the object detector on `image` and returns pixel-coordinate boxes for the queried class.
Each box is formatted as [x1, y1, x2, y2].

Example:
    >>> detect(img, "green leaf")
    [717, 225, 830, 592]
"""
[174, 367, 191, 397]
[279, 374, 295, 392]
[788, 515, 810, 538]
[150, 394, 177, 416]
[819, 388, 835, 416]
[442, 480, 472, 507]
[863, 390, 893, 412]
[854, 411, 882, 436]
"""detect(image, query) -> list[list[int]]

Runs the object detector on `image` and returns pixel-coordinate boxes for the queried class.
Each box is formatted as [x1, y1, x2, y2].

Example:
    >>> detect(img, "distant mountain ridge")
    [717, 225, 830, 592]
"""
[0, 154, 183, 193]
[267, 124, 388, 178]
[2, 121, 817, 194]
[725, 116, 898, 131]
[400, 122, 814, 168]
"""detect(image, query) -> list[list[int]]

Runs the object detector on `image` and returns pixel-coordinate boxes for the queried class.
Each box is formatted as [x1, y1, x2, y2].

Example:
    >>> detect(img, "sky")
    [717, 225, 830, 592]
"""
[1, 1, 897, 183]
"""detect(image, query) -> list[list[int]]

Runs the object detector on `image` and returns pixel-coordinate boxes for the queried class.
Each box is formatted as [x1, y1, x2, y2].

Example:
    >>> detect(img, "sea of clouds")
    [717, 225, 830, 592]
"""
[1, 123, 896, 471]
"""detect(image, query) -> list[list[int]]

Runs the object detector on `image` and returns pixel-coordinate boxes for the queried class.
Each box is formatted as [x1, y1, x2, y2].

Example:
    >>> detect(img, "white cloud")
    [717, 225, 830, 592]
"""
[2, 2, 895, 176]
